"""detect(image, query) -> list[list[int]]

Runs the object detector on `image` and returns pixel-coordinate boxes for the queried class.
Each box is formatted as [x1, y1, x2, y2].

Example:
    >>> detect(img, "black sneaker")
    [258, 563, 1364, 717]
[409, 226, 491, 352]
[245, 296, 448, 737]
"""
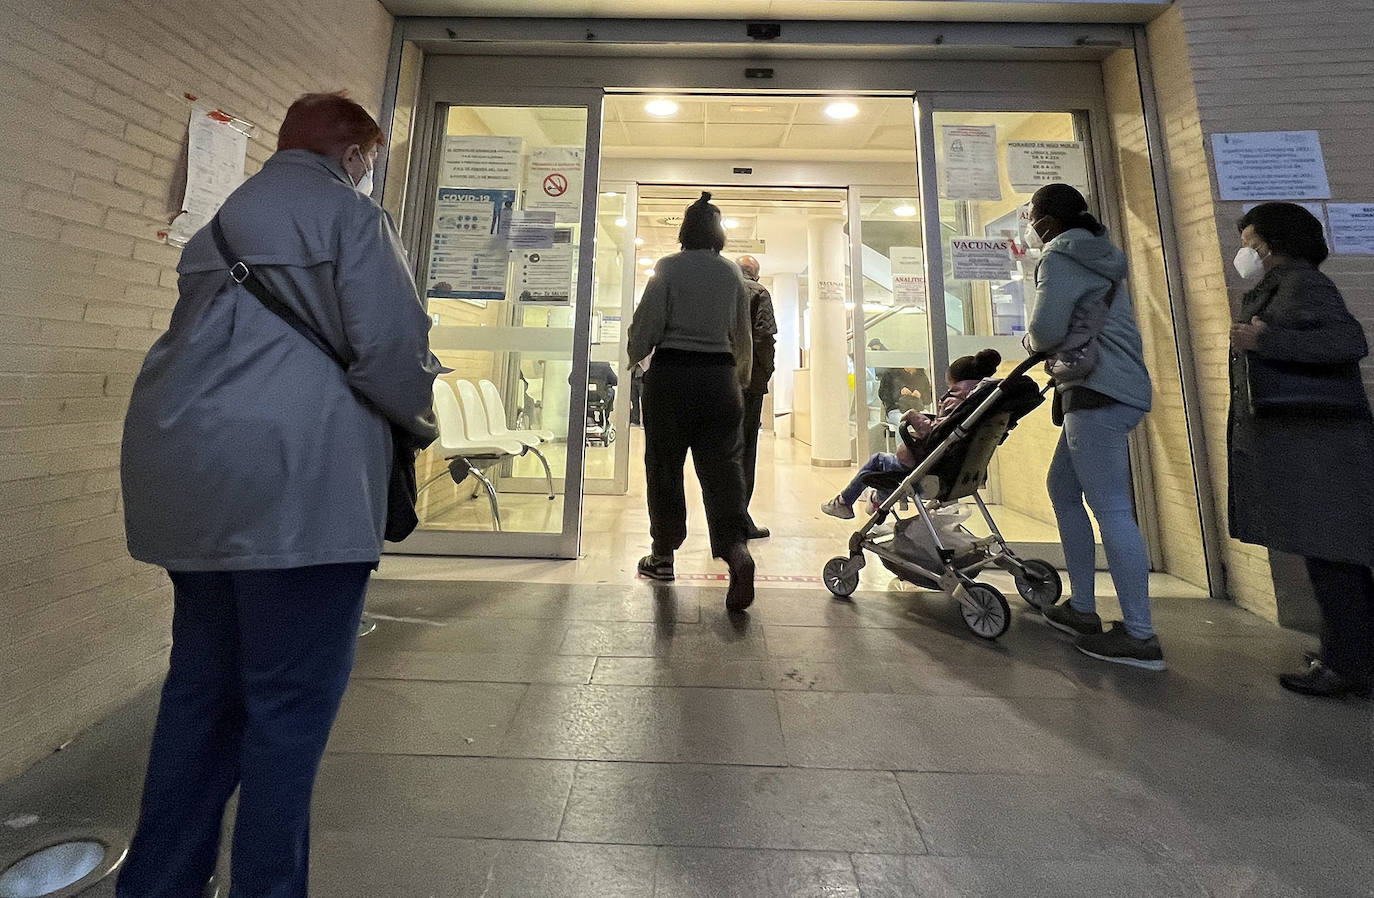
[1076, 622, 1166, 671]
[723, 543, 755, 612]
[1042, 602, 1103, 637]
[637, 553, 674, 581]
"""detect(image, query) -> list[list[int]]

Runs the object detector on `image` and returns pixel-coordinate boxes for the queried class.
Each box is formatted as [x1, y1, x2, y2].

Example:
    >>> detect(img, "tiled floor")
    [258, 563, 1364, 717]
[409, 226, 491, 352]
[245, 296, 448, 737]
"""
[2, 432, 1368, 896]
[2, 577, 1371, 897]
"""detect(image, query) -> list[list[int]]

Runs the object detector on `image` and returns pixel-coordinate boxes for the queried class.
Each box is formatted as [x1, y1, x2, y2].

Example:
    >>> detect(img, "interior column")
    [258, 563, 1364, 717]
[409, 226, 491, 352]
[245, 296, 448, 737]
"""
[806, 216, 851, 466]
[770, 272, 800, 417]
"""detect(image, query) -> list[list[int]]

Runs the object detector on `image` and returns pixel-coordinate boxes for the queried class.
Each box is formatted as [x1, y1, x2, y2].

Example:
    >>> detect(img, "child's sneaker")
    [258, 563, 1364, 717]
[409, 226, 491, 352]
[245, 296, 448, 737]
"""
[821, 496, 855, 519]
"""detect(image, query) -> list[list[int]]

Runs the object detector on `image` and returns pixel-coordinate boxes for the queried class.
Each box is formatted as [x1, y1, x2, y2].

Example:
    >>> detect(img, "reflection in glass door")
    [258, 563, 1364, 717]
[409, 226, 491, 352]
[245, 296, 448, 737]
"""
[922, 105, 1105, 553]
[397, 95, 601, 558]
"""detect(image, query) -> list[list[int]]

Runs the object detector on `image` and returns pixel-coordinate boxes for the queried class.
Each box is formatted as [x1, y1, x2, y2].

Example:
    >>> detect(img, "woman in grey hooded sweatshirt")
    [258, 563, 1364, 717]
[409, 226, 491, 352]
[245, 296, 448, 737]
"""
[1025, 184, 1161, 671]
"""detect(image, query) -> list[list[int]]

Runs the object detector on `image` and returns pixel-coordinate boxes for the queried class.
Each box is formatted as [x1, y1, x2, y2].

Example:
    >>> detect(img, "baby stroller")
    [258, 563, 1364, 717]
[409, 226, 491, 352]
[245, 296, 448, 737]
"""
[585, 381, 616, 447]
[822, 353, 1064, 639]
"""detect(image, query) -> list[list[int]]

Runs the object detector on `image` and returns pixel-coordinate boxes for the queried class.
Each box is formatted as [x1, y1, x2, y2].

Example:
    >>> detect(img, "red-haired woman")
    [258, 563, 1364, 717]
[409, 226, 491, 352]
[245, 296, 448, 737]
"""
[118, 93, 440, 897]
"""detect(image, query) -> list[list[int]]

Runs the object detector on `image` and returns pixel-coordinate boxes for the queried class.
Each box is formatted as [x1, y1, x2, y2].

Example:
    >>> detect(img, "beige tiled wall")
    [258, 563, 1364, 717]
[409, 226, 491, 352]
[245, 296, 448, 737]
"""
[0, 0, 394, 781]
[1145, 0, 1374, 619]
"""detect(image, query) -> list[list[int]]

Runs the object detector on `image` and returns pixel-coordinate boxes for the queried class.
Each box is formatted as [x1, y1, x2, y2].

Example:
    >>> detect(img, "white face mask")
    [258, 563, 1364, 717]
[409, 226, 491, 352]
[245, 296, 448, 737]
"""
[352, 164, 374, 196]
[1024, 225, 1044, 251]
[1233, 246, 1266, 280]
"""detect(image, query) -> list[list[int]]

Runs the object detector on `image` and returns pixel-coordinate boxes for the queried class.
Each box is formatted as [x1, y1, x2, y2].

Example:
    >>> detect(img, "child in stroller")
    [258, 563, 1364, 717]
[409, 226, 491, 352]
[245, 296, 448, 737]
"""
[822, 349, 1003, 520]
[821, 352, 1060, 640]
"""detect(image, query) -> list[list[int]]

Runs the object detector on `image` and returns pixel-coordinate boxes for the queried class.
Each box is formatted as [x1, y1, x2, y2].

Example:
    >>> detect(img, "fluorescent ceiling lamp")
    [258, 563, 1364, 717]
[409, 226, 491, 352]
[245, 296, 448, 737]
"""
[722, 218, 739, 229]
[638, 257, 653, 265]
[893, 204, 917, 217]
[644, 99, 679, 117]
[825, 101, 859, 120]
[634, 237, 644, 245]
[602, 191, 618, 198]
[614, 217, 627, 227]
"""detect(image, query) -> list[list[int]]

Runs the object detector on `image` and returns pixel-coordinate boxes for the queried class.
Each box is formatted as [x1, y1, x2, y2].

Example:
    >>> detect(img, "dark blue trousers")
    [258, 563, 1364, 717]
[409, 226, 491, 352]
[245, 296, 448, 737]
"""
[116, 563, 371, 898]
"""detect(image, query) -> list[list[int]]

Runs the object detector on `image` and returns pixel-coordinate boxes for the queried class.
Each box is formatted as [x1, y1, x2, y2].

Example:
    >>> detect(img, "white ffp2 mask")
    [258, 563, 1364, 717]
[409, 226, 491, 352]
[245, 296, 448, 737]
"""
[1233, 246, 1265, 280]
[353, 165, 374, 197]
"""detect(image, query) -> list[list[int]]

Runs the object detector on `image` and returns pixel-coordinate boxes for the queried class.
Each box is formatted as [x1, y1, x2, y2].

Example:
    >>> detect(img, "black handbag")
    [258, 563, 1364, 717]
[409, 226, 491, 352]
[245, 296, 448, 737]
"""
[210, 215, 426, 542]
[1241, 351, 1369, 418]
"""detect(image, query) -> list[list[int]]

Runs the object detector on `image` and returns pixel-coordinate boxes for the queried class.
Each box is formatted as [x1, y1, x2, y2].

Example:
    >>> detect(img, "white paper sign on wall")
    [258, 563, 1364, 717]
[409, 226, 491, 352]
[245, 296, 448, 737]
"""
[1211, 131, 1331, 201]
[889, 246, 928, 309]
[1327, 204, 1374, 255]
[443, 135, 523, 189]
[1006, 141, 1089, 193]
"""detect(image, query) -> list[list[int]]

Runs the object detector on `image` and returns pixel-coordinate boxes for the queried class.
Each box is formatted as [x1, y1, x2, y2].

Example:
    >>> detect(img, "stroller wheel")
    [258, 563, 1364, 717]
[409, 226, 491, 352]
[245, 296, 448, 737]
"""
[1013, 559, 1063, 610]
[823, 556, 860, 598]
[959, 582, 1011, 639]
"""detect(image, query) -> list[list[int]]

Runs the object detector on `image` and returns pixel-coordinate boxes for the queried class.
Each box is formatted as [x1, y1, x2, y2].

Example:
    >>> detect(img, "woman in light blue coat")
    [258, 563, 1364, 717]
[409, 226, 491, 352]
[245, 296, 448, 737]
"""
[117, 92, 440, 898]
[1025, 184, 1162, 671]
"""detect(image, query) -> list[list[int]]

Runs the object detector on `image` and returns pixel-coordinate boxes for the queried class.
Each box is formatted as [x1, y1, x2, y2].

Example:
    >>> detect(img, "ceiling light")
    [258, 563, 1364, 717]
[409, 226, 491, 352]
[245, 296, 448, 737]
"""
[825, 101, 859, 120]
[614, 217, 627, 227]
[893, 204, 917, 217]
[638, 257, 653, 265]
[722, 218, 739, 229]
[634, 237, 644, 245]
[602, 191, 618, 198]
[644, 99, 679, 117]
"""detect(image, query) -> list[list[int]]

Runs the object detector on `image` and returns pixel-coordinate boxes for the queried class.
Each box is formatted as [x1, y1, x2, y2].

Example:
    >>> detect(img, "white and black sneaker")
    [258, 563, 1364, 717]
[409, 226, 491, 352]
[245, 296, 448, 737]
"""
[1076, 622, 1166, 671]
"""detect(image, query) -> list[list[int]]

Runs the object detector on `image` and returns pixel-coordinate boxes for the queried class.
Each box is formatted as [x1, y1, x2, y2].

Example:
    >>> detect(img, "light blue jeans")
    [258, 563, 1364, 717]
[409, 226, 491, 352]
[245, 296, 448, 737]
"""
[1047, 401, 1154, 639]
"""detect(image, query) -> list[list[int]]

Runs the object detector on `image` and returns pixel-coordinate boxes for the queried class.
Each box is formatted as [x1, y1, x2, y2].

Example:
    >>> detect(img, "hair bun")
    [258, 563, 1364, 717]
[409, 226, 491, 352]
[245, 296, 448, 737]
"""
[974, 348, 1002, 378]
[697, 191, 713, 204]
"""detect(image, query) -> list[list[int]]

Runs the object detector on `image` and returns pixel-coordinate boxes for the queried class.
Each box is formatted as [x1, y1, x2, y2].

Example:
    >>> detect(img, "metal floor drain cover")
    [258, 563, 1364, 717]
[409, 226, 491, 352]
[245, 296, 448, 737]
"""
[0, 840, 107, 897]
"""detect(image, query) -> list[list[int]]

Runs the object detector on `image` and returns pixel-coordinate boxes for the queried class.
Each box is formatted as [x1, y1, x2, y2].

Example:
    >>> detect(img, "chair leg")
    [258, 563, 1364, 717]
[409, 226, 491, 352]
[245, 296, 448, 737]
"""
[469, 465, 502, 531]
[525, 445, 555, 499]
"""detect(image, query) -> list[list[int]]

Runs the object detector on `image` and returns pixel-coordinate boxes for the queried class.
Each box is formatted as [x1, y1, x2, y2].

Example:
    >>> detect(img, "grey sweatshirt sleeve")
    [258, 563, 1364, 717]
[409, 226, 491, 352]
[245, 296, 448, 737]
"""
[336, 205, 440, 442]
[628, 273, 668, 369]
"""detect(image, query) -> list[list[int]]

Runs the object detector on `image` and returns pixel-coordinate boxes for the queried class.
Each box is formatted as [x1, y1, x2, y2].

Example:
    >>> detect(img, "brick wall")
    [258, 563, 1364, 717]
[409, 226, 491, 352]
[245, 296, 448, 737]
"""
[0, 0, 394, 782]
[1147, 1, 1374, 619]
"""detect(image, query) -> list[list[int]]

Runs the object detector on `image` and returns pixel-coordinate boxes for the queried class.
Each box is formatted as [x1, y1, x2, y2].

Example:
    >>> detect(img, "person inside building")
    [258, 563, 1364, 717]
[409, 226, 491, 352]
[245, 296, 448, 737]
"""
[627, 192, 756, 612]
[878, 363, 934, 424]
[117, 92, 440, 897]
[1229, 202, 1374, 699]
[822, 349, 1002, 519]
[735, 253, 778, 540]
[1025, 183, 1161, 671]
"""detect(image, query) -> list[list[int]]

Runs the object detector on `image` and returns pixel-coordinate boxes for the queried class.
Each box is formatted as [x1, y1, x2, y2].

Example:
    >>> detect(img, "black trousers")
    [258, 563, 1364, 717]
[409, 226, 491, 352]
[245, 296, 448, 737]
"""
[117, 563, 371, 898]
[741, 390, 766, 523]
[643, 359, 748, 558]
[1305, 556, 1374, 687]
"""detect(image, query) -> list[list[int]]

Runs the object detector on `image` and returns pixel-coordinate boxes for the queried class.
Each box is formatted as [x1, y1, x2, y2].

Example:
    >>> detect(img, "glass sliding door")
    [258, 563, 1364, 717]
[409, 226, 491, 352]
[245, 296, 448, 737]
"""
[394, 89, 602, 558]
[917, 98, 1109, 558]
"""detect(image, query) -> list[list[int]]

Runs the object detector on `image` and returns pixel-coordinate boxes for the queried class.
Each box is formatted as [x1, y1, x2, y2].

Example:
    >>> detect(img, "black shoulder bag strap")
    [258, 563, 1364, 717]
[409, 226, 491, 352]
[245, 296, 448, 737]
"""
[209, 215, 347, 370]
[208, 213, 423, 542]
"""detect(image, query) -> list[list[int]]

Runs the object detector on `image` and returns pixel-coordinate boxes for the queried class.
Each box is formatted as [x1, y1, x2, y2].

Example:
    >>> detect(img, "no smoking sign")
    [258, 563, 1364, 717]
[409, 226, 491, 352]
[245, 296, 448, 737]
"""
[542, 173, 568, 197]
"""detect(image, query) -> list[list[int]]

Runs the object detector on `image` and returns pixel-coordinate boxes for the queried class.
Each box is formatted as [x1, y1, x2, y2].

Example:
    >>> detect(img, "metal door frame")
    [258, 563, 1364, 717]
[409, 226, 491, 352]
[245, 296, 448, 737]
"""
[391, 81, 604, 559]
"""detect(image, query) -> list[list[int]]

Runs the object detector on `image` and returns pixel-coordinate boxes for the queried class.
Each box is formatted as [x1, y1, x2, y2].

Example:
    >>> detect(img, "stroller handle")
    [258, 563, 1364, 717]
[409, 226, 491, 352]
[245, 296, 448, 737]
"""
[1000, 351, 1047, 387]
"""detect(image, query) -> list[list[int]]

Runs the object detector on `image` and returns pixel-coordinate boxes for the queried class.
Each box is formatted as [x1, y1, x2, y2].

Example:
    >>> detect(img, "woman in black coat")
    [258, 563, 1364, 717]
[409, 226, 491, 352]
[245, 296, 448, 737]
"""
[1229, 202, 1374, 698]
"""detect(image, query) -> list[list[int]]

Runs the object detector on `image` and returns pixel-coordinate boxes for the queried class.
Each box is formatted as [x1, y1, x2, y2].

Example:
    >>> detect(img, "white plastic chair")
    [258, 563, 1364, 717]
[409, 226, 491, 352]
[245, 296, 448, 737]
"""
[479, 379, 555, 500]
[420, 380, 521, 531]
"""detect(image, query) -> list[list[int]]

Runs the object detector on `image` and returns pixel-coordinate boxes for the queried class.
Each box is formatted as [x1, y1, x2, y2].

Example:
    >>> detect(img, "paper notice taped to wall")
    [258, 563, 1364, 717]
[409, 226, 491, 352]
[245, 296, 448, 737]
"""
[168, 104, 247, 246]
[1211, 131, 1331, 201]
[1327, 204, 1374, 255]
[890, 246, 927, 309]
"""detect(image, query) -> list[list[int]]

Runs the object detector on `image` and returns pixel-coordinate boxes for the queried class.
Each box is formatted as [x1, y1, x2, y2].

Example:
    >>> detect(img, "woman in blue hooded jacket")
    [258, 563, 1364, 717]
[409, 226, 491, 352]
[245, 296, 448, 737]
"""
[1025, 184, 1161, 671]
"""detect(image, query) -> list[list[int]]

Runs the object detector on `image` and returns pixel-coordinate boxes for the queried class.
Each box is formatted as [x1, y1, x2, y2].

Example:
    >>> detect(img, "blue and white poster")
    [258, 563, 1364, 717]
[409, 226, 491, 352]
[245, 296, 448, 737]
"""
[425, 187, 516, 302]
